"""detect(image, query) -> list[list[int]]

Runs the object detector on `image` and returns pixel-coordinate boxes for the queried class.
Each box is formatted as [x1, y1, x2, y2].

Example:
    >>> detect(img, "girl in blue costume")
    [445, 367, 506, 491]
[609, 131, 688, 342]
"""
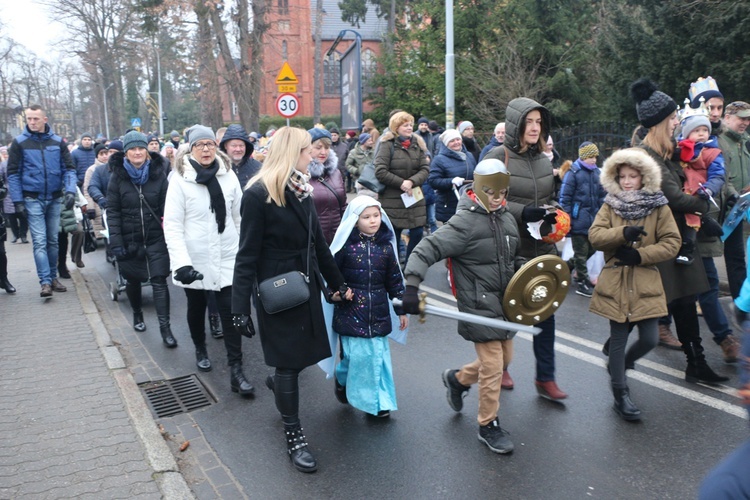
[324, 195, 408, 418]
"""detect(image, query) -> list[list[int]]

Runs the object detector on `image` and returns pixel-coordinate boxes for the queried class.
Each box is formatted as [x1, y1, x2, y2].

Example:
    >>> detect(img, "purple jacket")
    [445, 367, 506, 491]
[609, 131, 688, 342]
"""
[333, 226, 405, 338]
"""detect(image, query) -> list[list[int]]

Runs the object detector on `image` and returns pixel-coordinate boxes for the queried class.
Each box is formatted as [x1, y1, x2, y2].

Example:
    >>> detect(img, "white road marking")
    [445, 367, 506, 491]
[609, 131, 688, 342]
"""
[419, 285, 745, 419]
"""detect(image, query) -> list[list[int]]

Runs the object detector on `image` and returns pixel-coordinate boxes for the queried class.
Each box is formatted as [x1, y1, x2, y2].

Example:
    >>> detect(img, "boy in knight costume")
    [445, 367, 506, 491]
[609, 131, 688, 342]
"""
[402, 159, 524, 454]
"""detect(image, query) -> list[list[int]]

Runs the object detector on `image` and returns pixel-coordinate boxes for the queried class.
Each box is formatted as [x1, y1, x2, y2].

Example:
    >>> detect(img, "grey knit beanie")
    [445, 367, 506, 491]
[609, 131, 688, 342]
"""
[630, 78, 677, 128]
[188, 125, 216, 150]
[122, 131, 148, 152]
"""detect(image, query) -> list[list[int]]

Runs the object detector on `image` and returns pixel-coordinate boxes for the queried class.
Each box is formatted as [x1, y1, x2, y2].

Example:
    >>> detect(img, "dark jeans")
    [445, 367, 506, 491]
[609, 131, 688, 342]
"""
[723, 223, 746, 299]
[5, 212, 28, 240]
[184, 286, 242, 365]
[608, 318, 658, 388]
[533, 314, 556, 382]
[698, 257, 732, 344]
[394, 226, 424, 263]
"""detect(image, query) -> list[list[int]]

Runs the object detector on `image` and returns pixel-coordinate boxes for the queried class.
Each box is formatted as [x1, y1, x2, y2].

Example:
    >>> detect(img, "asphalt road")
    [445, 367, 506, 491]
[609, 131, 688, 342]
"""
[87, 250, 748, 499]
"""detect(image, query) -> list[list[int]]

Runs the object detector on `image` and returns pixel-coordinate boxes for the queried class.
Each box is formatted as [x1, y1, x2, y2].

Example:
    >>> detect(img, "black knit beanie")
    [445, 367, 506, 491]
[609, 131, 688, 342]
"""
[630, 78, 677, 128]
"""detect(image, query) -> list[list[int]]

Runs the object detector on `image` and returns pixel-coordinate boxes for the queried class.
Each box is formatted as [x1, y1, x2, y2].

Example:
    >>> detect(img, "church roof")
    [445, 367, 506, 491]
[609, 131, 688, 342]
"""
[311, 0, 388, 41]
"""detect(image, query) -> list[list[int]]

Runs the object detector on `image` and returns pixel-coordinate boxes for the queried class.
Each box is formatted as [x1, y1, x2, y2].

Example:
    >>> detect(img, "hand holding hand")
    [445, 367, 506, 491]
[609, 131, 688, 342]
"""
[174, 266, 204, 284]
[623, 225, 647, 242]
[402, 285, 421, 315]
[232, 314, 256, 338]
[63, 192, 76, 210]
[614, 245, 641, 266]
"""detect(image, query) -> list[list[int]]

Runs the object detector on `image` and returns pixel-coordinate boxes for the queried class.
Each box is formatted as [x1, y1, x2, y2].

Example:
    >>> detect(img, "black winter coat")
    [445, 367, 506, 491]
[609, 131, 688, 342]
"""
[106, 152, 170, 282]
[232, 184, 346, 369]
[429, 143, 477, 222]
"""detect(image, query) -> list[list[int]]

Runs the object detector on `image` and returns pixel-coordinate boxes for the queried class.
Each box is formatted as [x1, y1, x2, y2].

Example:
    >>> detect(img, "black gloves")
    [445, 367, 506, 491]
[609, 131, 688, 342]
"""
[63, 192, 76, 210]
[542, 212, 558, 225]
[699, 216, 724, 238]
[232, 314, 256, 338]
[174, 266, 204, 284]
[14, 202, 25, 215]
[0, 185, 6, 201]
[614, 246, 641, 266]
[111, 246, 127, 258]
[97, 197, 108, 210]
[402, 285, 421, 315]
[725, 194, 739, 212]
[623, 225, 647, 242]
[522, 207, 546, 222]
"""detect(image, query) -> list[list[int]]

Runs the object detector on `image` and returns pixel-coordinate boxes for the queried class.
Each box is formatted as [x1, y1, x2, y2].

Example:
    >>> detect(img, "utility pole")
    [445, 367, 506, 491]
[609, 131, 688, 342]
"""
[103, 83, 114, 139]
[156, 47, 164, 136]
[445, 0, 455, 130]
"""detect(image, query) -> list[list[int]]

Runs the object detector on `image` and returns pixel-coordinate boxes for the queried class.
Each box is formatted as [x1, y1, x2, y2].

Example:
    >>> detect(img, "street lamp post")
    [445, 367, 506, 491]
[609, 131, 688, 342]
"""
[156, 48, 164, 136]
[102, 83, 114, 139]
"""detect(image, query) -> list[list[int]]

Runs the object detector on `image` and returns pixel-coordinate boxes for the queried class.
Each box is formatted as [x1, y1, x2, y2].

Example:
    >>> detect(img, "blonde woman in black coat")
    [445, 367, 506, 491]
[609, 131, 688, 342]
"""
[231, 127, 351, 473]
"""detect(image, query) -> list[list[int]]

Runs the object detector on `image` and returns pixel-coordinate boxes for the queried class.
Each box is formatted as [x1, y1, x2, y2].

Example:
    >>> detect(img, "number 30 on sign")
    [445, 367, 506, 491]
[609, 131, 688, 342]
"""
[275, 93, 300, 118]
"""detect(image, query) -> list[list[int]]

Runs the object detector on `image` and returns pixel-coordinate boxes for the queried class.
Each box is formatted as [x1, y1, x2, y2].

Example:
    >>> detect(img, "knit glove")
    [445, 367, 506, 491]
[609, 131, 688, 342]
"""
[614, 246, 641, 266]
[402, 285, 421, 315]
[174, 266, 204, 284]
[63, 192, 76, 210]
[522, 207, 546, 222]
[451, 177, 464, 187]
[699, 216, 723, 238]
[232, 314, 256, 338]
[623, 225, 647, 242]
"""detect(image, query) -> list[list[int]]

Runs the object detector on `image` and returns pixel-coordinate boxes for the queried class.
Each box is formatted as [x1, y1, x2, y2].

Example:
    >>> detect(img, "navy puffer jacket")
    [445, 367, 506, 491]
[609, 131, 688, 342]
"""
[429, 143, 476, 222]
[71, 146, 96, 184]
[333, 225, 405, 338]
[558, 159, 606, 235]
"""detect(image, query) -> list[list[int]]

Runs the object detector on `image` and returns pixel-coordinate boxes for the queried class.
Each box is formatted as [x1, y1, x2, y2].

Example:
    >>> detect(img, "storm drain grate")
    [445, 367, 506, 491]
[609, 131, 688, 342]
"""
[139, 375, 216, 418]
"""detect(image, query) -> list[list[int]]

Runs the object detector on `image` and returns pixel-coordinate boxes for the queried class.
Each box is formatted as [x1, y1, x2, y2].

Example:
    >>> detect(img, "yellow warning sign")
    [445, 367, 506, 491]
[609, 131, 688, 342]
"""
[275, 62, 299, 85]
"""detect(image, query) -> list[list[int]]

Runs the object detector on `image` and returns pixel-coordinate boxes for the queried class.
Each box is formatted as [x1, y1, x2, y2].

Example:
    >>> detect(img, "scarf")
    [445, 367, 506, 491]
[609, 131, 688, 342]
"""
[288, 168, 313, 201]
[123, 158, 151, 185]
[190, 158, 226, 233]
[398, 135, 411, 149]
[604, 189, 669, 220]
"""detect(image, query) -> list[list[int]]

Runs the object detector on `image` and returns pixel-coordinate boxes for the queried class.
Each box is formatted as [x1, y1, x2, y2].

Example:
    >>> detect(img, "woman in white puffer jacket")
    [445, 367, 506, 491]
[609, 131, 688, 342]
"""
[163, 125, 254, 397]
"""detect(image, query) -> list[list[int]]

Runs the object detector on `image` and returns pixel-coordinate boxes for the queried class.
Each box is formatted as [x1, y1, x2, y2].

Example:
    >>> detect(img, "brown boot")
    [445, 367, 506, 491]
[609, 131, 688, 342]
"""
[658, 324, 682, 350]
[719, 335, 740, 363]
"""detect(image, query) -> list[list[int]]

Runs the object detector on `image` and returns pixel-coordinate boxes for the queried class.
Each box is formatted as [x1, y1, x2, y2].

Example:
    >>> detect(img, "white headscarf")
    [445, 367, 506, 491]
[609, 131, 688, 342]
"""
[318, 195, 408, 378]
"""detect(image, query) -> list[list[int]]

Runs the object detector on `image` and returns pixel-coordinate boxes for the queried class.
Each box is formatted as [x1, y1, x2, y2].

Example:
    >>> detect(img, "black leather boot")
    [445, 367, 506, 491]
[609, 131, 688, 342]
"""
[612, 386, 641, 421]
[284, 422, 317, 473]
[71, 232, 84, 268]
[195, 345, 211, 371]
[125, 283, 146, 332]
[152, 283, 177, 348]
[209, 314, 223, 339]
[0, 254, 15, 293]
[230, 363, 254, 397]
[684, 341, 729, 384]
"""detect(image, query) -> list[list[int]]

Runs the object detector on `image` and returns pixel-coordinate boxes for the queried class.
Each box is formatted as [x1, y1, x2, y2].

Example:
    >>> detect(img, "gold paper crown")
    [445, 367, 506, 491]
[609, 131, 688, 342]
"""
[678, 97, 710, 122]
[689, 76, 721, 102]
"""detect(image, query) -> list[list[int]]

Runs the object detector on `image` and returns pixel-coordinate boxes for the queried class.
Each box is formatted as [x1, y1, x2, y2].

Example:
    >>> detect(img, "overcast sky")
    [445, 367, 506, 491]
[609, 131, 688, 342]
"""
[0, 0, 66, 60]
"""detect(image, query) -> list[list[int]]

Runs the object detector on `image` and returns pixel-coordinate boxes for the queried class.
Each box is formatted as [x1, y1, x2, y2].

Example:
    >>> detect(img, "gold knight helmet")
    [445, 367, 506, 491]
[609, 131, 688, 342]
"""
[472, 158, 511, 211]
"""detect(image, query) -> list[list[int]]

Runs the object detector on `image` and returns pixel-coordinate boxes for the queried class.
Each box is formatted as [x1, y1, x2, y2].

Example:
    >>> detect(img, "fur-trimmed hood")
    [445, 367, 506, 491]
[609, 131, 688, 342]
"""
[173, 147, 233, 179]
[600, 148, 662, 194]
[308, 148, 338, 179]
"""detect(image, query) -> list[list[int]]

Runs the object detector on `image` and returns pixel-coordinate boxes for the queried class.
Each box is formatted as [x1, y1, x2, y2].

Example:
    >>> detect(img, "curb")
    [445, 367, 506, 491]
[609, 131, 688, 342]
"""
[72, 271, 195, 499]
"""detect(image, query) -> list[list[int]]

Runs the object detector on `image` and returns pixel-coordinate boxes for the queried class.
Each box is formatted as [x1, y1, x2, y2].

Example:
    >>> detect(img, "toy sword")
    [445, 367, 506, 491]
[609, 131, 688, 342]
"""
[393, 295, 542, 335]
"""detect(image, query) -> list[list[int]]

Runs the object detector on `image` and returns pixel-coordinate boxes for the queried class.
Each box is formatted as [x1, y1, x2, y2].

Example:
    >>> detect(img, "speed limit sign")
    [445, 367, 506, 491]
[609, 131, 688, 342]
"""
[275, 93, 300, 118]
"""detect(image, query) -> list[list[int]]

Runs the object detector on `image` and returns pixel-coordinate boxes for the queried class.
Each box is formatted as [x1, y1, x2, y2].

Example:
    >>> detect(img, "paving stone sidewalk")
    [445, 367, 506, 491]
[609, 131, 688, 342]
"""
[0, 241, 192, 499]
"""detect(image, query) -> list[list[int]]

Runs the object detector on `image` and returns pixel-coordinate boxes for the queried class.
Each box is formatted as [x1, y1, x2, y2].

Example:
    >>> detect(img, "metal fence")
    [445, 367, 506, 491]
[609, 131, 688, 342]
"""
[475, 121, 637, 163]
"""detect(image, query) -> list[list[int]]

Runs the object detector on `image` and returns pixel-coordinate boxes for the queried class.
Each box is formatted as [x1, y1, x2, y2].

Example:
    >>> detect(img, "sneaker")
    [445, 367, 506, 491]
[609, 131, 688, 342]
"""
[442, 369, 470, 412]
[40, 284, 53, 298]
[719, 335, 740, 363]
[675, 254, 693, 265]
[51, 279, 67, 292]
[478, 418, 514, 454]
[575, 280, 593, 297]
[658, 324, 682, 350]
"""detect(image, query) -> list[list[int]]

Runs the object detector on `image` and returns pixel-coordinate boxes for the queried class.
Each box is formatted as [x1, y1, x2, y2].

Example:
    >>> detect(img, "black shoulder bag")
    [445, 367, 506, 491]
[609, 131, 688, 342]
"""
[257, 210, 312, 314]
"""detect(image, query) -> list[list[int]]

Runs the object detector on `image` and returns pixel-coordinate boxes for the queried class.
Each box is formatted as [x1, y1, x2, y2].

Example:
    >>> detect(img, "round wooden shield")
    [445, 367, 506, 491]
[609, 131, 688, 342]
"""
[502, 255, 571, 325]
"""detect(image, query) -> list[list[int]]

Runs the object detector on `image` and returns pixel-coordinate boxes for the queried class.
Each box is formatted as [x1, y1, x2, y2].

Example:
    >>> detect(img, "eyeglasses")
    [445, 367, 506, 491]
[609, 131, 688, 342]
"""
[193, 141, 216, 150]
